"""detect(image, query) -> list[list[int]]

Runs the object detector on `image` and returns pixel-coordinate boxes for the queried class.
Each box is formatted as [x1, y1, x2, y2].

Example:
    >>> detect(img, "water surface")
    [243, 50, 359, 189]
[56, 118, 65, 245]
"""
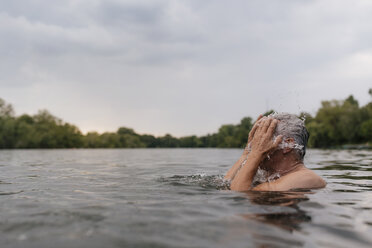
[0, 149, 371, 247]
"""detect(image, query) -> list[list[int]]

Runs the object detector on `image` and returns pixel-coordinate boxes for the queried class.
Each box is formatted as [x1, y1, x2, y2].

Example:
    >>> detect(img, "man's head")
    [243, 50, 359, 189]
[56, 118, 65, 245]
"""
[270, 113, 309, 161]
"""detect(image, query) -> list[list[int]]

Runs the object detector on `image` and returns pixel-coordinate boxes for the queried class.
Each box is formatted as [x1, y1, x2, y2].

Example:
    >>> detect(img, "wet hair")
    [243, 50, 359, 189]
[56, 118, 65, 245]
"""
[270, 113, 309, 160]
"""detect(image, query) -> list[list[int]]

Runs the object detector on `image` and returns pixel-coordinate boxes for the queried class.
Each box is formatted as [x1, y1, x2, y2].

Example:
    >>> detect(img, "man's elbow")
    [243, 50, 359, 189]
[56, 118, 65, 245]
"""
[303, 173, 327, 189]
[230, 182, 251, 192]
[315, 177, 327, 189]
[251, 182, 274, 191]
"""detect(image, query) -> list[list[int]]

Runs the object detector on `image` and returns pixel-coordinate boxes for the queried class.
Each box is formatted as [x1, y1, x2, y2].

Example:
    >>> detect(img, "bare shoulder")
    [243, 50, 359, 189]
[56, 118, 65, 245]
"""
[253, 168, 326, 191]
[286, 168, 327, 189]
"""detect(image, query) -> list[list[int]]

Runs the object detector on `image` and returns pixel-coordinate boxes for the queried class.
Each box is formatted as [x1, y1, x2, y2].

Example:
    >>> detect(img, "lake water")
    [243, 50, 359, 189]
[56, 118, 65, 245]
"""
[0, 149, 371, 248]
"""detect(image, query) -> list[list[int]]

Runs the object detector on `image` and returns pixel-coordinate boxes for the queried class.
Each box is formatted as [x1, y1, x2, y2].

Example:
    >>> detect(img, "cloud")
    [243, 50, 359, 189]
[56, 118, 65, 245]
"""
[0, 0, 371, 136]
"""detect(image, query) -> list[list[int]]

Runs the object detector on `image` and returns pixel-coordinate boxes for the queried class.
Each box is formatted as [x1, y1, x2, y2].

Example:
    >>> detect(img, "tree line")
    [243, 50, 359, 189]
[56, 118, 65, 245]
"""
[0, 90, 371, 149]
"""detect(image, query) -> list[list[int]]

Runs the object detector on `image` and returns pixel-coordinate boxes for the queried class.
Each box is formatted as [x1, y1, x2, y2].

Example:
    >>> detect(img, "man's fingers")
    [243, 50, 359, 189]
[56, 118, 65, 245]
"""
[251, 115, 264, 131]
[255, 114, 263, 123]
[247, 115, 266, 143]
[262, 118, 273, 132]
[267, 119, 278, 135]
[248, 124, 259, 142]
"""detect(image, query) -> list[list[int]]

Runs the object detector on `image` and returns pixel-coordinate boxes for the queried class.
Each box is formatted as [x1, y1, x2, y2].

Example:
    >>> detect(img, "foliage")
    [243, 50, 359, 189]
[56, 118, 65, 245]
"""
[0, 90, 372, 149]
[305, 94, 372, 147]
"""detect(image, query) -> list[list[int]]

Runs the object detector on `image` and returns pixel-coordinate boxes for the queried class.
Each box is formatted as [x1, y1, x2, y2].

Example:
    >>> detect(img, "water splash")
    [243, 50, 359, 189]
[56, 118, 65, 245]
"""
[277, 141, 304, 151]
[158, 174, 231, 190]
[267, 111, 278, 117]
[267, 172, 281, 182]
[252, 112, 305, 155]
[245, 143, 252, 153]
[252, 168, 281, 186]
[269, 111, 306, 126]
[253, 168, 268, 184]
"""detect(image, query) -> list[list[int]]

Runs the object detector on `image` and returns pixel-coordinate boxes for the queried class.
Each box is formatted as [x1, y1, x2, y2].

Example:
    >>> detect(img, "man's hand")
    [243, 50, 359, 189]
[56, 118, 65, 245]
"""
[230, 117, 283, 191]
[249, 117, 283, 159]
[243, 115, 263, 155]
[247, 115, 263, 144]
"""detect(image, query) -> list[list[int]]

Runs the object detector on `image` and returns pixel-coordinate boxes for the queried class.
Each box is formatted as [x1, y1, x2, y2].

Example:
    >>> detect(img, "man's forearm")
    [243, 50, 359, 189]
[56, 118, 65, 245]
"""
[229, 117, 281, 191]
[224, 151, 249, 180]
[230, 152, 263, 191]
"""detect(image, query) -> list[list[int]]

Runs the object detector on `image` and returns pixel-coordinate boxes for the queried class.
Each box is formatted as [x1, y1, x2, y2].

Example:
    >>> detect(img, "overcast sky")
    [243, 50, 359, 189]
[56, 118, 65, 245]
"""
[0, 0, 371, 136]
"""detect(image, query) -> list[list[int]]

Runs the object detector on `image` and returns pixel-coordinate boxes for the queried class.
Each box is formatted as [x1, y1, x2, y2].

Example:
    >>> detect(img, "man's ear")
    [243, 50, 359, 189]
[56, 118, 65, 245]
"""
[282, 138, 295, 154]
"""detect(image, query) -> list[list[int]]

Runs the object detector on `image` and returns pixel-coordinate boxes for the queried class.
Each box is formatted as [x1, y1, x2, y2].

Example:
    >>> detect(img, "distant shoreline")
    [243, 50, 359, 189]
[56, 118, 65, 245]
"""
[1, 90, 371, 149]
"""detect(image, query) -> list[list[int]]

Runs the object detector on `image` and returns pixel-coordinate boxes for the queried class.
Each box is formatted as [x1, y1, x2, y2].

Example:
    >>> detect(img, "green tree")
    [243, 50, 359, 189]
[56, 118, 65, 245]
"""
[117, 127, 136, 136]
[158, 134, 180, 147]
[0, 98, 14, 117]
[217, 124, 239, 147]
[360, 120, 372, 142]
[84, 132, 102, 148]
[140, 134, 158, 148]
[179, 135, 201, 147]
[235, 117, 253, 147]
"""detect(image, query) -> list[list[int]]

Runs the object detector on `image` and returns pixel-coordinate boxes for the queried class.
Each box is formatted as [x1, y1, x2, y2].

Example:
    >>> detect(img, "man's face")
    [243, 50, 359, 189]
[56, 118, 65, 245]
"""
[260, 148, 282, 170]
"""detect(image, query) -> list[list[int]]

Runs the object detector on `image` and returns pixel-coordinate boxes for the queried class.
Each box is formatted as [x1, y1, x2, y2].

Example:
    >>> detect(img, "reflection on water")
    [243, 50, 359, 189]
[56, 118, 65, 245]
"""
[241, 191, 311, 232]
[0, 149, 371, 248]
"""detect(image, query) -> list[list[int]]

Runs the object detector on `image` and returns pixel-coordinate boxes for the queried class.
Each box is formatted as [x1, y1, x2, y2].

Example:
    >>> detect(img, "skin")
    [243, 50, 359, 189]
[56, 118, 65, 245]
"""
[224, 115, 265, 181]
[225, 116, 326, 192]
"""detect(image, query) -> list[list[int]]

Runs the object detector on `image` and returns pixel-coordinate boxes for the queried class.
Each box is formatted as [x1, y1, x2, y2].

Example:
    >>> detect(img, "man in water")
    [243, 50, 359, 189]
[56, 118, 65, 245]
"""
[225, 113, 326, 191]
